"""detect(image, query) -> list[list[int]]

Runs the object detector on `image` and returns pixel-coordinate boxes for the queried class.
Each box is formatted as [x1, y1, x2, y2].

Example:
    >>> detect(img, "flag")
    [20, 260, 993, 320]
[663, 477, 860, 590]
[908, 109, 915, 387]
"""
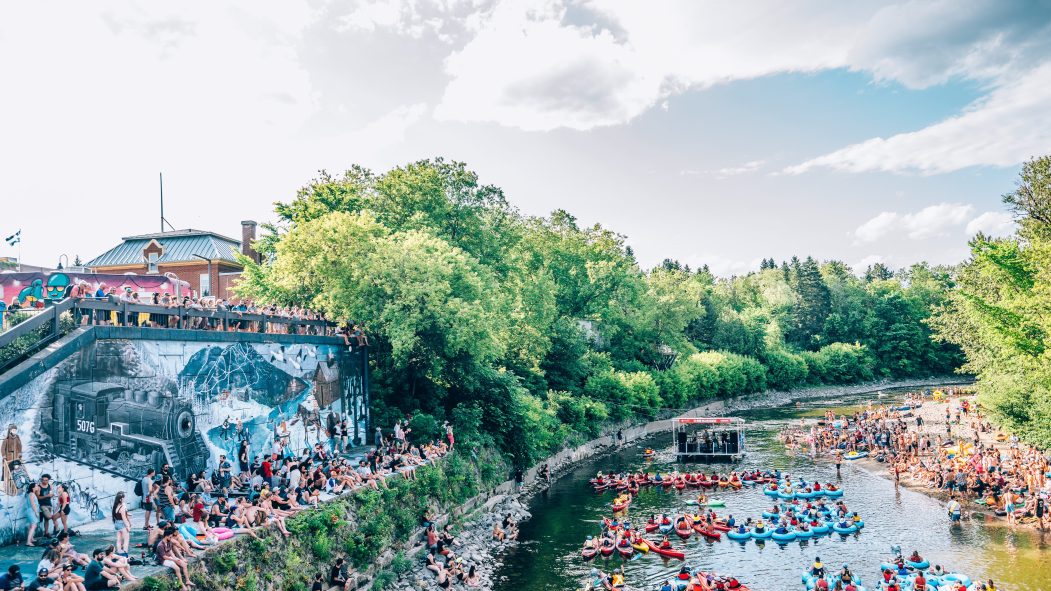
[4, 230, 20, 246]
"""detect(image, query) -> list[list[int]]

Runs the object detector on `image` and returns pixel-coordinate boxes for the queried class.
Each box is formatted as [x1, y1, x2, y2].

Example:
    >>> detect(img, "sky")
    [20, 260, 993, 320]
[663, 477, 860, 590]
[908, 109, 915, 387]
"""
[2, 1, 1050, 277]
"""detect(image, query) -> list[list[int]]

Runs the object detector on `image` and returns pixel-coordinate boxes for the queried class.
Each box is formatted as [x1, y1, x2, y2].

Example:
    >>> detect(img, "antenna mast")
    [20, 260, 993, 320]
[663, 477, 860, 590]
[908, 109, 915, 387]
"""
[159, 172, 175, 232]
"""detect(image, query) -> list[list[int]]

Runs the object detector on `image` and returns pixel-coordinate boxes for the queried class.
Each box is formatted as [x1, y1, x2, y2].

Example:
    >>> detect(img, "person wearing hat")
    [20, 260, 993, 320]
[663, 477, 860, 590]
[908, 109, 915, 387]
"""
[2, 423, 23, 496]
[23, 568, 54, 591]
[0, 565, 24, 591]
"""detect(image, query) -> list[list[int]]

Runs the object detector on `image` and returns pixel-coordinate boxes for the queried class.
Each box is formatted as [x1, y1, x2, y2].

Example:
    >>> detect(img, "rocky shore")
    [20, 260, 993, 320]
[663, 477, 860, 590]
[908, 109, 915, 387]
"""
[392, 495, 531, 591]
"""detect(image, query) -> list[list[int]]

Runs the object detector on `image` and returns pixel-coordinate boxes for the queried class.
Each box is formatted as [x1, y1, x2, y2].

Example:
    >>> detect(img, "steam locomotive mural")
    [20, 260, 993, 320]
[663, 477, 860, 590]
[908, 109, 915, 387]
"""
[0, 335, 365, 544]
[50, 381, 209, 479]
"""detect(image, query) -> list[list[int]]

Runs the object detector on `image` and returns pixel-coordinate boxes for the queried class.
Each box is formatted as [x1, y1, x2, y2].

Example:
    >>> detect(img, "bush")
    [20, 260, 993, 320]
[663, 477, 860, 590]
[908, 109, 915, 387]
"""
[408, 412, 441, 444]
[212, 548, 238, 574]
[802, 342, 875, 384]
[762, 348, 809, 390]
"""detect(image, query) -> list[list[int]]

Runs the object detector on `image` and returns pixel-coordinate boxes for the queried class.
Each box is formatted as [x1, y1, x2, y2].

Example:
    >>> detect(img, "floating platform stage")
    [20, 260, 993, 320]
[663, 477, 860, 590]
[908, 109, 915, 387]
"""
[673, 416, 745, 461]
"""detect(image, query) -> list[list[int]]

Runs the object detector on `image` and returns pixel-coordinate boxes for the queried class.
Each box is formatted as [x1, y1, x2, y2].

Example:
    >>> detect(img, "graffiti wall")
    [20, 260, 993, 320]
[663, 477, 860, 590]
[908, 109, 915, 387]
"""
[0, 271, 192, 309]
[0, 337, 365, 544]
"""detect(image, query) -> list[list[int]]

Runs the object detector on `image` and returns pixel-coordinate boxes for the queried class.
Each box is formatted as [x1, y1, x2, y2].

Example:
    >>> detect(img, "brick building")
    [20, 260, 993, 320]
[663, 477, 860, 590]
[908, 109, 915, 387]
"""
[85, 221, 261, 299]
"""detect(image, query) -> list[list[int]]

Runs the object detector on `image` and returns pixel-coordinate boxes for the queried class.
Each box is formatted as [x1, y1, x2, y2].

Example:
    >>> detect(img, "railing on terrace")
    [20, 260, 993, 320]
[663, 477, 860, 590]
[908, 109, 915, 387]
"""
[0, 297, 340, 374]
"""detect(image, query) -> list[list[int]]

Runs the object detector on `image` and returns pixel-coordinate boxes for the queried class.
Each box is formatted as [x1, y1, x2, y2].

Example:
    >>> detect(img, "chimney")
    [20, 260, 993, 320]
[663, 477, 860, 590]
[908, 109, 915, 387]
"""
[241, 220, 259, 263]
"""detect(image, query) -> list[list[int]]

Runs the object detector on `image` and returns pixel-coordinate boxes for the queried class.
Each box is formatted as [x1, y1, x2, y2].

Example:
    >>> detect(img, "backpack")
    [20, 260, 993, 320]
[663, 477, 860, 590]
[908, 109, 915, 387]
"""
[134, 480, 143, 496]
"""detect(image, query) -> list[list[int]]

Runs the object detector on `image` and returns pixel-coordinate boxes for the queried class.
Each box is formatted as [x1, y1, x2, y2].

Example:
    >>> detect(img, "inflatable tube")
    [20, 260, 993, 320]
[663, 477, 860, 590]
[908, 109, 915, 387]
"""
[751, 528, 772, 539]
[177, 524, 198, 540]
[832, 523, 857, 534]
[794, 528, 813, 539]
[853, 520, 865, 529]
[770, 529, 796, 542]
[905, 559, 930, 570]
[761, 511, 780, 520]
[941, 573, 971, 588]
[726, 529, 751, 541]
[808, 522, 830, 534]
[797, 490, 816, 499]
[824, 488, 844, 498]
[777, 490, 796, 500]
[763, 487, 779, 497]
[212, 527, 234, 540]
[844, 451, 868, 460]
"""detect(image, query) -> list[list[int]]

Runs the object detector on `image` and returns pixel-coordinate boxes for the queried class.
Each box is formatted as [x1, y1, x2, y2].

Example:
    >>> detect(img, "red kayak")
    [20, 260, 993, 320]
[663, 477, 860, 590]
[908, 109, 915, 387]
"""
[616, 543, 633, 558]
[675, 524, 693, 538]
[600, 545, 614, 557]
[645, 523, 659, 533]
[582, 546, 597, 560]
[695, 571, 752, 591]
[611, 499, 631, 512]
[693, 524, 721, 540]
[642, 538, 686, 560]
[710, 523, 731, 532]
[675, 480, 687, 490]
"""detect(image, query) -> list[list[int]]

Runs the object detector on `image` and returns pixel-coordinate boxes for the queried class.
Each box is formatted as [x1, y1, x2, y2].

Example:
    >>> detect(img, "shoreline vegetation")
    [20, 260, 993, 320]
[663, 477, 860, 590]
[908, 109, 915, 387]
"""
[235, 158, 965, 474]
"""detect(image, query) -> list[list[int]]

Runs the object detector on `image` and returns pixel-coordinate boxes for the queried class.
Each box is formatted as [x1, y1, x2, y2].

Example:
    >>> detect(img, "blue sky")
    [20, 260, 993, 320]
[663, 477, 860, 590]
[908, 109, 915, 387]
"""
[2, 1, 1048, 276]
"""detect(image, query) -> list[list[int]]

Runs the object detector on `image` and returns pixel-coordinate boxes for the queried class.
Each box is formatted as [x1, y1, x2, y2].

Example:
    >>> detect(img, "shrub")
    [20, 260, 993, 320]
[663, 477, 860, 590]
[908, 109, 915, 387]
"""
[762, 348, 808, 390]
[212, 548, 238, 574]
[408, 412, 441, 444]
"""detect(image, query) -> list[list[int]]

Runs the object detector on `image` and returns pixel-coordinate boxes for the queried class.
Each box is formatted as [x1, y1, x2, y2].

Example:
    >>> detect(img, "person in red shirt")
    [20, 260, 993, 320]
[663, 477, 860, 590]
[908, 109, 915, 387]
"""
[913, 572, 927, 591]
[262, 457, 274, 486]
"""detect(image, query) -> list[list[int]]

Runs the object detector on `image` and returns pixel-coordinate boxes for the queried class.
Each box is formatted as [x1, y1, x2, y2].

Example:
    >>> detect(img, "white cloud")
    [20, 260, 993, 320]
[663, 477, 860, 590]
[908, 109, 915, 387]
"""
[902, 203, 974, 239]
[853, 254, 886, 273]
[354, 103, 430, 147]
[966, 211, 1016, 237]
[854, 203, 974, 243]
[854, 212, 899, 243]
[432, 0, 1050, 141]
[681, 160, 765, 179]
[785, 62, 1051, 175]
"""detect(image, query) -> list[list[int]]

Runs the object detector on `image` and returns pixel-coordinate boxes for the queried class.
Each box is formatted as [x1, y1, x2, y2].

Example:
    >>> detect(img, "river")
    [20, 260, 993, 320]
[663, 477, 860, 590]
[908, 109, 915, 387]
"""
[492, 385, 1049, 591]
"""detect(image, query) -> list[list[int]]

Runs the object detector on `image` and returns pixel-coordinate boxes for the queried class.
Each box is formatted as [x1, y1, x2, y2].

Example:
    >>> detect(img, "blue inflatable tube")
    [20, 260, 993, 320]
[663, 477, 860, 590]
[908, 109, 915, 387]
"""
[809, 522, 830, 534]
[761, 511, 781, 520]
[844, 451, 868, 460]
[852, 520, 865, 529]
[941, 573, 971, 588]
[771, 530, 796, 542]
[832, 523, 857, 534]
[794, 528, 814, 539]
[777, 490, 796, 500]
[751, 528, 772, 539]
[905, 559, 930, 570]
[824, 488, 844, 498]
[726, 529, 751, 541]
[763, 487, 779, 497]
[796, 490, 816, 499]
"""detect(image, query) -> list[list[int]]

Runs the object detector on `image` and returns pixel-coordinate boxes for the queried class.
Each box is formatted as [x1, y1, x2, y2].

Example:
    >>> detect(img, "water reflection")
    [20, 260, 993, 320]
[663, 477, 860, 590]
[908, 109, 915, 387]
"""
[493, 387, 1049, 591]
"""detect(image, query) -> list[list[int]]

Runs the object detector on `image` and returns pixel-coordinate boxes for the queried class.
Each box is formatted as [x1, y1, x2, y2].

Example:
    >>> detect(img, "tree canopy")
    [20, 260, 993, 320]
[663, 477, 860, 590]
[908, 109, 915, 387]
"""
[238, 158, 964, 466]
[930, 156, 1051, 448]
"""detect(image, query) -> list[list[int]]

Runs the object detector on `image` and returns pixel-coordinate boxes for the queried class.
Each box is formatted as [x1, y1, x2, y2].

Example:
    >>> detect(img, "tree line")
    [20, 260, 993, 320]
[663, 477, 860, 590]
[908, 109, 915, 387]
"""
[236, 158, 963, 467]
[930, 156, 1051, 449]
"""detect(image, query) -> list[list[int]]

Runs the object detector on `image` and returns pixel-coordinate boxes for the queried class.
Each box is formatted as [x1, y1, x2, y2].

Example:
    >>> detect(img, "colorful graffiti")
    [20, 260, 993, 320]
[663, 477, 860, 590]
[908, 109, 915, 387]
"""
[0, 337, 361, 544]
[0, 272, 191, 307]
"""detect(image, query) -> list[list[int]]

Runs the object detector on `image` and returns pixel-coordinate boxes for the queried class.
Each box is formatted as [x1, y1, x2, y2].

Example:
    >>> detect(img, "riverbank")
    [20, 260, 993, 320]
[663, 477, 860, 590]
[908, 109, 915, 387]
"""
[392, 377, 972, 591]
[847, 392, 1050, 531]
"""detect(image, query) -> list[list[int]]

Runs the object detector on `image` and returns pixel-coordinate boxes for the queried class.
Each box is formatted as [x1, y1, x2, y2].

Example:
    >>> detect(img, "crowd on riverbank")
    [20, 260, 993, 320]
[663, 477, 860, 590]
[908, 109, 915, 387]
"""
[15, 417, 453, 591]
[780, 390, 1051, 530]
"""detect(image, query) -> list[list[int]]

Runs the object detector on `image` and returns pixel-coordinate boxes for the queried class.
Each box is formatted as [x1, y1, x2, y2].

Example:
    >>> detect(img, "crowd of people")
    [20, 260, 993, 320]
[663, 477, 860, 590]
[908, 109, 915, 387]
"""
[15, 415, 451, 591]
[780, 391, 1051, 530]
[64, 283, 355, 338]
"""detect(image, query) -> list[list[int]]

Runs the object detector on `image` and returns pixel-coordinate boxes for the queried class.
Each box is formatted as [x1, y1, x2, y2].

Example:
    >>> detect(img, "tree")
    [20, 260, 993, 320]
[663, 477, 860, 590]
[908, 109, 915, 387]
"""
[788, 257, 831, 349]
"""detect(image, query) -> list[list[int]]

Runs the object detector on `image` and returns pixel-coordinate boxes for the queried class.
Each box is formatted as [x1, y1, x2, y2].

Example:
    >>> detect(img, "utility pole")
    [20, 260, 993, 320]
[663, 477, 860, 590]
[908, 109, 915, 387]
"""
[160, 172, 165, 232]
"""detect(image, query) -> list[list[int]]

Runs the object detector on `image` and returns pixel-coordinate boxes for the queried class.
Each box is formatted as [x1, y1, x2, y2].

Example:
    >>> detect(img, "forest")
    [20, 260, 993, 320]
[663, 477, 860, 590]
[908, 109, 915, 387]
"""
[236, 159, 964, 467]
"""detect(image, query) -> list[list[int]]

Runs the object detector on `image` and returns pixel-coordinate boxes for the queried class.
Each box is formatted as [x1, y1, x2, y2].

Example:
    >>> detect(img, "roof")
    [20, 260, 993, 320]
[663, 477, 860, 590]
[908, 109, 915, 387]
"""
[86, 229, 243, 268]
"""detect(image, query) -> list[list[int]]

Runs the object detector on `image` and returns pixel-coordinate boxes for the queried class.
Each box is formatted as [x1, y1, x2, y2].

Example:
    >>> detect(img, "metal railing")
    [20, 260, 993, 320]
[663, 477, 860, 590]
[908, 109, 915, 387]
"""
[0, 298, 341, 375]
[71, 298, 336, 334]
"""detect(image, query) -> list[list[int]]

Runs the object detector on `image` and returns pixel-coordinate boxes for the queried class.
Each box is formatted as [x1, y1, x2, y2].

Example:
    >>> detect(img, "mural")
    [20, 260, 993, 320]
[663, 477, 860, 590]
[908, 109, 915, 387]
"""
[0, 337, 364, 544]
[0, 272, 191, 307]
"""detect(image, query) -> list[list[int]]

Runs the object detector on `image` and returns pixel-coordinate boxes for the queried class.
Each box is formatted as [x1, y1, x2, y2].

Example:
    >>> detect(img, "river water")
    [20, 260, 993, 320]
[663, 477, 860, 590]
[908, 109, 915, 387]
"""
[493, 386, 1049, 591]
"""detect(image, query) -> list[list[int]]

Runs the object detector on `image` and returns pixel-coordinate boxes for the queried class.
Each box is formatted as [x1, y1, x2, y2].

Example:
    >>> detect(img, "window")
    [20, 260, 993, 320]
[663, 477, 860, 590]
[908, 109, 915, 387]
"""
[147, 252, 159, 273]
[200, 273, 211, 296]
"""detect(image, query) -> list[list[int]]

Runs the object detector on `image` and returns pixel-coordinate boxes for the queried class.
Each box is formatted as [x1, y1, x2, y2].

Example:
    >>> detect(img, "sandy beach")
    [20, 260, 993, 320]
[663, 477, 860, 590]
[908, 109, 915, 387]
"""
[845, 392, 1049, 530]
